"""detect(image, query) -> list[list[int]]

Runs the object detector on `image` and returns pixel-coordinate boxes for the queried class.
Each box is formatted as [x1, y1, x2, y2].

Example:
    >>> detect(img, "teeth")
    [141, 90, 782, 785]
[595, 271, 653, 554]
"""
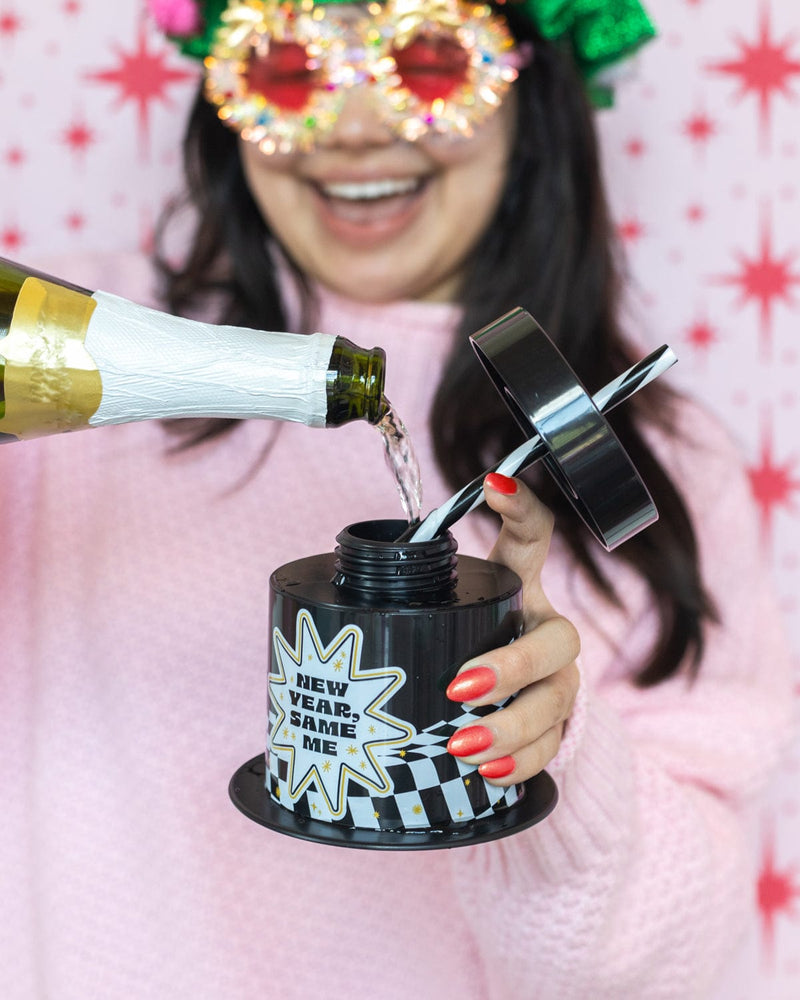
[321, 178, 419, 200]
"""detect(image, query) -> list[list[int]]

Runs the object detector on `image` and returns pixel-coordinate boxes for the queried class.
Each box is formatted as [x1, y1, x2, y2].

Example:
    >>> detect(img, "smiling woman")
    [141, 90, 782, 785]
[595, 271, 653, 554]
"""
[1, 0, 793, 998]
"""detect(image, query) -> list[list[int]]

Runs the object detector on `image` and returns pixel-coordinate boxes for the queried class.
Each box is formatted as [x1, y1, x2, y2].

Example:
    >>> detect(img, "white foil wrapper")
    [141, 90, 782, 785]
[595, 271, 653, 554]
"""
[86, 291, 333, 428]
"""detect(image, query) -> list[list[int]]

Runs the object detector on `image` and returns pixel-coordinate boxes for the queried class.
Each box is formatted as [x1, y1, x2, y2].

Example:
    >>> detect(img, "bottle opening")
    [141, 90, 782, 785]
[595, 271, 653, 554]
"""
[333, 518, 458, 599]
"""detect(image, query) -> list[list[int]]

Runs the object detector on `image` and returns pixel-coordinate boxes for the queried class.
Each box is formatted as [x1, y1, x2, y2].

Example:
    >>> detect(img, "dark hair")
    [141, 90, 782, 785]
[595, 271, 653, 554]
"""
[154, 14, 717, 686]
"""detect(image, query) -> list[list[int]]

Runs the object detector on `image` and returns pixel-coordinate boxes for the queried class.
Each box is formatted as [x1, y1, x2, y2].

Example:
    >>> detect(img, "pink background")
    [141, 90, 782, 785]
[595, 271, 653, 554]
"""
[3, 0, 799, 995]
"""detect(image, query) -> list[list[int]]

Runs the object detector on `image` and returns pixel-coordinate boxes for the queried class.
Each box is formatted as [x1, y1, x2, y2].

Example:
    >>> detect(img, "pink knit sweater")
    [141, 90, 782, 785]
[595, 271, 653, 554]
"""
[0, 255, 792, 999]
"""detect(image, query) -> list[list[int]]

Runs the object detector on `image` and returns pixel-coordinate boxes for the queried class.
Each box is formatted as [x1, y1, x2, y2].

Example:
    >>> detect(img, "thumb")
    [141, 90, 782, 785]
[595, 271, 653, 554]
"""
[483, 472, 557, 622]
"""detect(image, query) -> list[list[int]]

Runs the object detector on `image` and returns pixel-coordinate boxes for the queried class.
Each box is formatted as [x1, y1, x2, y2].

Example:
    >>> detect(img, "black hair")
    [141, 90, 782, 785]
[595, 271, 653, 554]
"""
[154, 14, 717, 686]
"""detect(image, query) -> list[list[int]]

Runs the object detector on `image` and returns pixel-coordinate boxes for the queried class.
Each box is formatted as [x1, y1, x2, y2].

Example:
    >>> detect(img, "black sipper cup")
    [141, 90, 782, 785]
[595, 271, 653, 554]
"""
[230, 519, 558, 850]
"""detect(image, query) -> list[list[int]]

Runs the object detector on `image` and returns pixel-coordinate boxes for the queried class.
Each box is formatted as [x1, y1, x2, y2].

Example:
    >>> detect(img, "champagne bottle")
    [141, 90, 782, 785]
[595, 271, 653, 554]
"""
[0, 257, 386, 442]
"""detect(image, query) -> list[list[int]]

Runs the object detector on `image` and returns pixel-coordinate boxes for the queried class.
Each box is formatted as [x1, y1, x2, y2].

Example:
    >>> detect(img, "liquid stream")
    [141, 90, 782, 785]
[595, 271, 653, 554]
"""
[377, 399, 423, 526]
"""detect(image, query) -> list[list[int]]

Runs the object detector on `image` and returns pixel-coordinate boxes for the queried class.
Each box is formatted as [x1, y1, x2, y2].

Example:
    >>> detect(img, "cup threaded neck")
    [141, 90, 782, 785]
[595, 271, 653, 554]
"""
[333, 519, 458, 599]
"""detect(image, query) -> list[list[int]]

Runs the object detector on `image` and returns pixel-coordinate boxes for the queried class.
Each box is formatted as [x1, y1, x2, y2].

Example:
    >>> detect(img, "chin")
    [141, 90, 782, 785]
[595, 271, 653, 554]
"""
[317, 267, 423, 305]
[319, 262, 456, 305]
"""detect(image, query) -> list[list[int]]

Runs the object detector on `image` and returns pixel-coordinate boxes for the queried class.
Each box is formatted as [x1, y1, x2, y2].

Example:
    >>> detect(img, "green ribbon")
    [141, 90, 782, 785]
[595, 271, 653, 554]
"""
[173, 0, 656, 105]
[519, 0, 656, 104]
[175, 0, 229, 60]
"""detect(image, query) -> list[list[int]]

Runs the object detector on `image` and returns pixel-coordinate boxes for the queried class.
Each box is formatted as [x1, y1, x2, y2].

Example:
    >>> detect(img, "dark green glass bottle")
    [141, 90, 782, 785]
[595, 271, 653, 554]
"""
[326, 337, 386, 427]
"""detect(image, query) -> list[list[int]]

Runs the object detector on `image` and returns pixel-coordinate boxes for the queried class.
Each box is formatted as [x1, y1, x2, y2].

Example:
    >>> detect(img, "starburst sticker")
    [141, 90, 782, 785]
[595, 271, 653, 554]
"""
[269, 610, 415, 819]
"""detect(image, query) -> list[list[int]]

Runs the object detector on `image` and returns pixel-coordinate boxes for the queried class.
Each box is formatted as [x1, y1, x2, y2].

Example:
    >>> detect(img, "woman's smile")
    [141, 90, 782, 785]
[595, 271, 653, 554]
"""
[309, 172, 431, 246]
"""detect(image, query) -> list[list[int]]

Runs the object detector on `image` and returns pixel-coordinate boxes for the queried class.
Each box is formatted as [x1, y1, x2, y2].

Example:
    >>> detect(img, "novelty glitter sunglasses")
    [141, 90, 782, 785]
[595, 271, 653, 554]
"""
[203, 0, 528, 153]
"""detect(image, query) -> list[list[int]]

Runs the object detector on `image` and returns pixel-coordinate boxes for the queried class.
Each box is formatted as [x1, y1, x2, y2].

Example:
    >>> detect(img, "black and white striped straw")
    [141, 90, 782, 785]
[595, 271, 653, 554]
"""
[398, 345, 677, 544]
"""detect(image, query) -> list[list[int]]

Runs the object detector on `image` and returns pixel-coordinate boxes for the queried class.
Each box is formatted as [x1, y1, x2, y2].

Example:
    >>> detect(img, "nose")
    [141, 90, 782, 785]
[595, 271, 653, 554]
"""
[316, 85, 396, 150]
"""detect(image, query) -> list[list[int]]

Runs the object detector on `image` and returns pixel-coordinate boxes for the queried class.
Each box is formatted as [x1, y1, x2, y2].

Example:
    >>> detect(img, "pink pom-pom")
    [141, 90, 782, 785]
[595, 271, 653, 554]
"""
[147, 0, 203, 37]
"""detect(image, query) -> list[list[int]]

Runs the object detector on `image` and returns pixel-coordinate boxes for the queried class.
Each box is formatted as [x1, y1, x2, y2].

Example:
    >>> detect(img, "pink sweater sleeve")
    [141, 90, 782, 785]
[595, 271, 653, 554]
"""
[447, 408, 794, 998]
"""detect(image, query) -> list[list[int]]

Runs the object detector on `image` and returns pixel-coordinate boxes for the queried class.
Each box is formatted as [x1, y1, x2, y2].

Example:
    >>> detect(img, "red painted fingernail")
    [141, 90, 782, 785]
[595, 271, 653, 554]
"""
[478, 756, 516, 779]
[485, 473, 517, 495]
[447, 725, 494, 757]
[446, 666, 496, 703]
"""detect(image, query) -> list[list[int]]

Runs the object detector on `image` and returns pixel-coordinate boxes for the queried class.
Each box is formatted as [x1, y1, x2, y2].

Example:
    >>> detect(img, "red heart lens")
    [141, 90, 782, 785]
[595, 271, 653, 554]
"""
[391, 34, 470, 103]
[246, 41, 316, 112]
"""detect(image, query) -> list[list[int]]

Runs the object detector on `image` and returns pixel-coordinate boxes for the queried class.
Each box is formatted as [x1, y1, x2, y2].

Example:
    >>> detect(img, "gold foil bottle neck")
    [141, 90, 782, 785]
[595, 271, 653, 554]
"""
[0, 276, 102, 440]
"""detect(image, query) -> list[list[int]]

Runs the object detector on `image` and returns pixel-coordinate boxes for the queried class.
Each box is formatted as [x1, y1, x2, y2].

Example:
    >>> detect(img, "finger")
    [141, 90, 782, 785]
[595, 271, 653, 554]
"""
[446, 617, 581, 707]
[480, 723, 564, 786]
[483, 473, 555, 612]
[447, 662, 579, 766]
[451, 722, 565, 787]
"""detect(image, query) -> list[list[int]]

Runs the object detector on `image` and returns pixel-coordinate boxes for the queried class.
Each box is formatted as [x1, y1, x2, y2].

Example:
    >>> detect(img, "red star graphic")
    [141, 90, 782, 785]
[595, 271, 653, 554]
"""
[714, 208, 800, 355]
[747, 414, 800, 543]
[685, 317, 717, 355]
[4, 146, 26, 167]
[62, 1, 82, 13]
[61, 119, 96, 159]
[681, 110, 717, 150]
[707, 4, 800, 148]
[757, 827, 800, 963]
[1, 225, 25, 252]
[686, 203, 706, 224]
[84, 20, 198, 158]
[0, 11, 23, 37]
[616, 217, 645, 244]
[624, 137, 646, 158]
[65, 212, 86, 232]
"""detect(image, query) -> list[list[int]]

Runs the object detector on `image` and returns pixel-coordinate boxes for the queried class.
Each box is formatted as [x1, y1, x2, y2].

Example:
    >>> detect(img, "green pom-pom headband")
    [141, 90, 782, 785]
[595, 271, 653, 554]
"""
[147, 0, 656, 107]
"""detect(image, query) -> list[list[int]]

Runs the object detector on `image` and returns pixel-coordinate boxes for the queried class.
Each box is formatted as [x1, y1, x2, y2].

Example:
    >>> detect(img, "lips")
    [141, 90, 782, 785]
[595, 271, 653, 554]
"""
[310, 175, 429, 242]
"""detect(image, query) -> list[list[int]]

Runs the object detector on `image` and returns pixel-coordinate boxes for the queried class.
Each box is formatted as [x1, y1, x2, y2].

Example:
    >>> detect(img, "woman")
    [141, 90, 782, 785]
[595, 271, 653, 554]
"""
[0, 0, 791, 997]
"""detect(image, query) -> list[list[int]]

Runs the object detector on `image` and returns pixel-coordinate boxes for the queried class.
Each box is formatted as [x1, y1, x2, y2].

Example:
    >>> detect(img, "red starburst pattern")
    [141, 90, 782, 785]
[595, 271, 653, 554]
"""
[714, 208, 800, 355]
[0, 10, 23, 37]
[62, 1, 81, 13]
[681, 110, 717, 150]
[685, 317, 718, 354]
[747, 414, 800, 543]
[686, 203, 707, 224]
[4, 146, 26, 167]
[616, 217, 645, 244]
[65, 212, 86, 232]
[84, 21, 197, 158]
[61, 119, 96, 158]
[708, 4, 800, 147]
[624, 137, 646, 158]
[1, 225, 25, 252]
[758, 827, 800, 963]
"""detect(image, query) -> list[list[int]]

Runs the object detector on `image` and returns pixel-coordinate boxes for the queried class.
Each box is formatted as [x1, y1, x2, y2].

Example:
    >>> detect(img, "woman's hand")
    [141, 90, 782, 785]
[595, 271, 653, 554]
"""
[446, 473, 581, 784]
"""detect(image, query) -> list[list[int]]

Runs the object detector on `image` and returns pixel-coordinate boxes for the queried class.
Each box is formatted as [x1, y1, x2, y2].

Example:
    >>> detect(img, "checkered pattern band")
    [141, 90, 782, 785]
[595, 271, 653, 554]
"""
[267, 706, 523, 831]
